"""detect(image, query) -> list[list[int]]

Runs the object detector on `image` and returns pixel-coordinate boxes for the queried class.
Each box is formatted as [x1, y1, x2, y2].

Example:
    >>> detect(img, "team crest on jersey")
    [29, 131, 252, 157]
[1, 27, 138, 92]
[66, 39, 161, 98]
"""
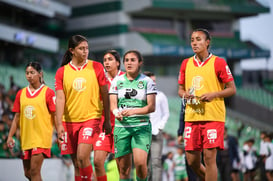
[73, 77, 86, 92]
[24, 105, 36, 120]
[137, 81, 144, 89]
[191, 76, 204, 91]
[117, 82, 123, 89]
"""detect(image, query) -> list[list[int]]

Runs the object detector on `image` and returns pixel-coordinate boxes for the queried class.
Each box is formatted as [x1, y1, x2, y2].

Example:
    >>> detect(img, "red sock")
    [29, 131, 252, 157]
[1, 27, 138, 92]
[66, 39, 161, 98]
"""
[79, 165, 93, 181]
[75, 176, 81, 181]
[97, 175, 107, 181]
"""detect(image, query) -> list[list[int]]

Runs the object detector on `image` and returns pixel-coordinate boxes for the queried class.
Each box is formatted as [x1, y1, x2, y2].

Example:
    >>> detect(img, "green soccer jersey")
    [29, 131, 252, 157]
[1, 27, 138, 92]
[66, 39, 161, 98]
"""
[109, 73, 157, 127]
[174, 153, 187, 177]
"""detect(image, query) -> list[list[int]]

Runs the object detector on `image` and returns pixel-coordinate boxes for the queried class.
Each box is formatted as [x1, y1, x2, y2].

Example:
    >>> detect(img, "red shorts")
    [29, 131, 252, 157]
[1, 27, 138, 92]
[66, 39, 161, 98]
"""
[184, 121, 224, 151]
[93, 125, 114, 153]
[22, 148, 51, 160]
[60, 119, 101, 155]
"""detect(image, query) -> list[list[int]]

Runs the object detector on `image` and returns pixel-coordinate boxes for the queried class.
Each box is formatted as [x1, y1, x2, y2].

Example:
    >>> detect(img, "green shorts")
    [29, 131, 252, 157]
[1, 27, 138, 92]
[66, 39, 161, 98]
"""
[175, 170, 188, 180]
[114, 123, 152, 158]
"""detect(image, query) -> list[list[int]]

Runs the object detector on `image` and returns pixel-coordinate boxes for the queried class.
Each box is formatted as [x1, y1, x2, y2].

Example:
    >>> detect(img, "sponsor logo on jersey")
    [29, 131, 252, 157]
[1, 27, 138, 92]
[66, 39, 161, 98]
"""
[82, 127, 93, 140]
[207, 129, 217, 144]
[124, 88, 137, 99]
[62, 143, 67, 151]
[225, 65, 232, 75]
[24, 105, 36, 119]
[96, 140, 102, 147]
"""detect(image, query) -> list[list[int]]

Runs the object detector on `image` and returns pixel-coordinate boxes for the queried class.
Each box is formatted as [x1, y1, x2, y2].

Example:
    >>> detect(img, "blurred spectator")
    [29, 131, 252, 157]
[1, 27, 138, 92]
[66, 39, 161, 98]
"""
[0, 90, 9, 118]
[163, 151, 175, 181]
[241, 139, 258, 181]
[258, 131, 267, 181]
[173, 145, 188, 181]
[1, 111, 13, 134]
[0, 120, 8, 158]
[217, 127, 240, 181]
[263, 133, 273, 181]
[144, 71, 170, 181]
[6, 75, 20, 108]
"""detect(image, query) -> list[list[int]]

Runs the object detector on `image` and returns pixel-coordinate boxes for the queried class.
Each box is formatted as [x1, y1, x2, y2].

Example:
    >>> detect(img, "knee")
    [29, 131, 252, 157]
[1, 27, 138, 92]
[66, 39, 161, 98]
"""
[203, 155, 216, 166]
[30, 167, 40, 177]
[77, 154, 89, 167]
[187, 159, 199, 170]
[93, 157, 104, 170]
[119, 165, 131, 176]
[135, 163, 147, 177]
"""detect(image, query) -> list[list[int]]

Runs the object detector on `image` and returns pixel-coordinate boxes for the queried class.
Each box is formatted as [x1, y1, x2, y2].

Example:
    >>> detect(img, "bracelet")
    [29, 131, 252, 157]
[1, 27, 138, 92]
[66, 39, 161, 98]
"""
[112, 109, 120, 117]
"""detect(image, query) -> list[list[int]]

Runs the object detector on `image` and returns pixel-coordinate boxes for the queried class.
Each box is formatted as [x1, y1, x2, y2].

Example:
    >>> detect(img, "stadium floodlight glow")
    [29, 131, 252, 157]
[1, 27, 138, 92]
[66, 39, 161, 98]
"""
[14, 32, 25, 42]
[26, 35, 36, 45]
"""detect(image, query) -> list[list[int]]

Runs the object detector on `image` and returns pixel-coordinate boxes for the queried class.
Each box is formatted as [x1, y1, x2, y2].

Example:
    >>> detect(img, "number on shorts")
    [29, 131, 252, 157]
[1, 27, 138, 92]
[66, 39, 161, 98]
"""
[184, 127, 192, 138]
[99, 132, 105, 140]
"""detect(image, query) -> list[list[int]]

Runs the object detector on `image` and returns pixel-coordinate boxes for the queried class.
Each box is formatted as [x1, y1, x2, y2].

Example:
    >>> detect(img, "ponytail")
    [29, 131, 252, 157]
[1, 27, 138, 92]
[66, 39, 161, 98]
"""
[61, 50, 72, 66]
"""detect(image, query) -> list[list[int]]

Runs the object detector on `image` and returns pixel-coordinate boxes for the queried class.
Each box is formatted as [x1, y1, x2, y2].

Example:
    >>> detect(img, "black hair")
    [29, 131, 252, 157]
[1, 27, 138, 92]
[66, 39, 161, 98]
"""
[25, 62, 45, 84]
[123, 50, 143, 63]
[192, 28, 211, 49]
[143, 71, 155, 77]
[61, 35, 88, 67]
[104, 49, 121, 70]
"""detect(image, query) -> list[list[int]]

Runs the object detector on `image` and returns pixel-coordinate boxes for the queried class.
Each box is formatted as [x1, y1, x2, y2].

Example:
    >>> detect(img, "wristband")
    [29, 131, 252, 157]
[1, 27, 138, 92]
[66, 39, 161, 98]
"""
[112, 109, 120, 117]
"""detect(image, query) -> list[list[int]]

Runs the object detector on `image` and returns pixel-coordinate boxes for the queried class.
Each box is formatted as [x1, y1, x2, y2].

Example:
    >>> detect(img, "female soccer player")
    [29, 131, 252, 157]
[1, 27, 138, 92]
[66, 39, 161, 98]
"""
[55, 35, 111, 181]
[109, 50, 157, 181]
[93, 50, 124, 181]
[178, 28, 236, 181]
[7, 62, 56, 181]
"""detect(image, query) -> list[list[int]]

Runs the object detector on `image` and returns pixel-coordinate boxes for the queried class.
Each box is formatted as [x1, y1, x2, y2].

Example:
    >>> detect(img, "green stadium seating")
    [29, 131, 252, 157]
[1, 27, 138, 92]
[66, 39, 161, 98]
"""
[236, 87, 273, 110]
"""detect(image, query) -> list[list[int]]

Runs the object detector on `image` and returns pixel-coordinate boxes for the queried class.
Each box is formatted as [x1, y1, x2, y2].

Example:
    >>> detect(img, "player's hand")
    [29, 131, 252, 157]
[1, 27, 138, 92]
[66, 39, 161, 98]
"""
[56, 124, 65, 146]
[200, 92, 217, 102]
[177, 135, 184, 145]
[121, 109, 134, 117]
[113, 109, 123, 121]
[103, 119, 112, 135]
[6, 137, 15, 149]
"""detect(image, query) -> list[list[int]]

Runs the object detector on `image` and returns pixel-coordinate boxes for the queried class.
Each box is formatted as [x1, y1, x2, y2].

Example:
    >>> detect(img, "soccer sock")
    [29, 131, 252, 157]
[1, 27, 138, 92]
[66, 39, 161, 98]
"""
[75, 176, 81, 181]
[79, 165, 93, 181]
[97, 175, 107, 181]
[136, 176, 147, 181]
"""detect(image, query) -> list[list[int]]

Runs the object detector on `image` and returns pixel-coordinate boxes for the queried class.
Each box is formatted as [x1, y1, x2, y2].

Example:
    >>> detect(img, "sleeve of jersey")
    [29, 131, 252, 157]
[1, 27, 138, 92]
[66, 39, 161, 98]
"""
[109, 77, 118, 95]
[93, 61, 108, 86]
[46, 88, 56, 112]
[215, 57, 234, 83]
[12, 89, 23, 113]
[178, 59, 188, 85]
[55, 67, 64, 91]
[146, 78, 157, 95]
